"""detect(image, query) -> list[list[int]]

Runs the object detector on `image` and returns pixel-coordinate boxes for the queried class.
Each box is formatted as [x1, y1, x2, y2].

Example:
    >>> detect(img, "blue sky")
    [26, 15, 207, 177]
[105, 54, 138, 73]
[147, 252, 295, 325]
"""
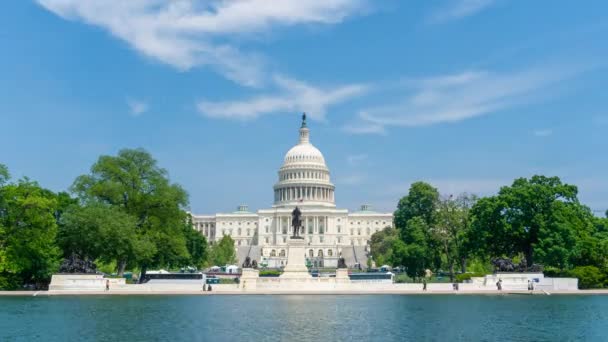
[1, 0, 607, 215]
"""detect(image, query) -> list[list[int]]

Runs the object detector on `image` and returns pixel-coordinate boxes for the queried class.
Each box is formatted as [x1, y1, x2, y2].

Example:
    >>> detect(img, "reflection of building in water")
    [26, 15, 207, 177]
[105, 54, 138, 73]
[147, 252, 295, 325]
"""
[192, 115, 393, 268]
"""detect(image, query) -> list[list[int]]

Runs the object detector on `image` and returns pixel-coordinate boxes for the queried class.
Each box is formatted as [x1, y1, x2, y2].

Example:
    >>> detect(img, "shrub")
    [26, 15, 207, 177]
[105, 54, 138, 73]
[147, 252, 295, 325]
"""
[543, 267, 566, 278]
[0, 274, 20, 290]
[259, 269, 282, 277]
[455, 272, 487, 283]
[567, 266, 606, 289]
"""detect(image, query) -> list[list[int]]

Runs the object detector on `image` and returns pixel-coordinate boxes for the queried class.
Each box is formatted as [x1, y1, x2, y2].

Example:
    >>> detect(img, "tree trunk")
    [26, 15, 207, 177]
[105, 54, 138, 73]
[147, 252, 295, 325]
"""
[460, 257, 467, 273]
[138, 265, 147, 284]
[117, 259, 127, 276]
[449, 262, 455, 282]
[524, 246, 534, 268]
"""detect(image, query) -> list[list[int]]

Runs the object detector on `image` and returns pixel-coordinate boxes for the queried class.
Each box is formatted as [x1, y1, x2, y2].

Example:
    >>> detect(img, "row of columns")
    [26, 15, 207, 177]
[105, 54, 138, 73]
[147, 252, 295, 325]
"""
[275, 186, 334, 202]
[275, 216, 329, 235]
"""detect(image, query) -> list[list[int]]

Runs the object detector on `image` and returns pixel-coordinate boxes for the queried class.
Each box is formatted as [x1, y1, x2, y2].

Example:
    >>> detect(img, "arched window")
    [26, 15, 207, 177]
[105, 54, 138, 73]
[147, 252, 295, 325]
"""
[309, 249, 314, 258]
[238, 240, 241, 246]
[270, 250, 277, 257]
[280, 249, 286, 257]
[318, 249, 324, 257]
[328, 249, 333, 257]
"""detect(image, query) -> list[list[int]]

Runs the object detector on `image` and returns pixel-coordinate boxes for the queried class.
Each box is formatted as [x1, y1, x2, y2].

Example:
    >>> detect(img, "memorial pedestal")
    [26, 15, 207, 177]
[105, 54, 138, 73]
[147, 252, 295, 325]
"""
[280, 238, 312, 279]
[240, 268, 259, 290]
[335, 268, 350, 283]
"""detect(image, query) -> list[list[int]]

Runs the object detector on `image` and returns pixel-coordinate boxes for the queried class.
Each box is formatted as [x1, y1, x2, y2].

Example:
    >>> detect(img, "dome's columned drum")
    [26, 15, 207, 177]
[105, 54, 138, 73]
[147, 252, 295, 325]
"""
[273, 114, 335, 208]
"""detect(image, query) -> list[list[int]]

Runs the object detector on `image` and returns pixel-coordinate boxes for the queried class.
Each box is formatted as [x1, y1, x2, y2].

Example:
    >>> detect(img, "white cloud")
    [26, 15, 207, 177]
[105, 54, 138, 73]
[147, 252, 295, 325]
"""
[197, 75, 368, 120]
[429, 0, 497, 23]
[593, 116, 608, 125]
[343, 120, 386, 135]
[336, 174, 366, 185]
[382, 178, 507, 198]
[126, 98, 148, 116]
[348, 65, 585, 133]
[533, 128, 553, 137]
[347, 154, 368, 166]
[37, 0, 368, 87]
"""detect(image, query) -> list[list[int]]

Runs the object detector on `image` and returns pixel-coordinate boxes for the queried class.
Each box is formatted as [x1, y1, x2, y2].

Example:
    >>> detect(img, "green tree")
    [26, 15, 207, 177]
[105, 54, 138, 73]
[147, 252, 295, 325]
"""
[210, 235, 237, 266]
[394, 181, 439, 231]
[469, 175, 587, 268]
[182, 216, 209, 269]
[369, 227, 399, 267]
[0, 178, 61, 288]
[71, 148, 191, 281]
[392, 217, 433, 281]
[0, 164, 9, 186]
[58, 204, 145, 275]
[432, 193, 477, 281]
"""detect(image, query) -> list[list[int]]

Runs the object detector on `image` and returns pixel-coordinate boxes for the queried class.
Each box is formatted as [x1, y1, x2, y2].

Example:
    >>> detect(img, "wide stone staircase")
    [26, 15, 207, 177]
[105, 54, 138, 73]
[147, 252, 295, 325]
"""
[237, 246, 261, 266]
[341, 245, 369, 269]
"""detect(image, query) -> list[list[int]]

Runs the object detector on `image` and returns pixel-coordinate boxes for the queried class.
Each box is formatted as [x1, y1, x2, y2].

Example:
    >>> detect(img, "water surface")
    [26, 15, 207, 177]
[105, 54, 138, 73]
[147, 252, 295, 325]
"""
[1, 295, 606, 341]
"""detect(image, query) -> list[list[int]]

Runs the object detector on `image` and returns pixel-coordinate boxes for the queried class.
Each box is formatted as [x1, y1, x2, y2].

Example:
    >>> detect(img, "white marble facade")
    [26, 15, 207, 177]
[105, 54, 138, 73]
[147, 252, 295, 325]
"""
[192, 115, 393, 267]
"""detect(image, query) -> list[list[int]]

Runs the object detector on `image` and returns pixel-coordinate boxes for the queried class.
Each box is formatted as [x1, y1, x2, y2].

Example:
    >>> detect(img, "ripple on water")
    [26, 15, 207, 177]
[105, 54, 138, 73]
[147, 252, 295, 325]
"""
[0, 295, 607, 341]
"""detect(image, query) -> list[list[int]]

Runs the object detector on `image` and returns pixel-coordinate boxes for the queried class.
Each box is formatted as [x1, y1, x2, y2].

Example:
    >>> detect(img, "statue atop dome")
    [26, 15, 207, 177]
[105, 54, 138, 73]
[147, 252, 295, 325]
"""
[301, 112, 307, 128]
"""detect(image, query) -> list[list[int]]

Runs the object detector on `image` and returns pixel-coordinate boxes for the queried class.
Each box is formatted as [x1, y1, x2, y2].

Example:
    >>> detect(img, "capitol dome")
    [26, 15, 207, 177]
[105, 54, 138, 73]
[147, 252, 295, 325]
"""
[273, 114, 335, 208]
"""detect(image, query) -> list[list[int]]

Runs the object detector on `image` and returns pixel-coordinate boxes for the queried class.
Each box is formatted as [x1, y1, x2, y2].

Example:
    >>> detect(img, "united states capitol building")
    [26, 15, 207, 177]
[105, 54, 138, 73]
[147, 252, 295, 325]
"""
[192, 115, 393, 268]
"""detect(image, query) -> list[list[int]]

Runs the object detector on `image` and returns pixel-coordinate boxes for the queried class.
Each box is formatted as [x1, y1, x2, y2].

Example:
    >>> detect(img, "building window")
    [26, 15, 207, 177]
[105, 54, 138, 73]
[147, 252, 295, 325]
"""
[350, 229, 354, 236]
[319, 236, 324, 243]
[238, 228, 241, 235]
[270, 250, 277, 257]
[358, 229, 361, 235]
[337, 225, 341, 233]
[337, 237, 341, 243]
[280, 249, 286, 257]
[366, 228, 370, 235]
[309, 249, 314, 258]
[318, 249, 323, 257]
[238, 240, 241, 246]
[328, 249, 333, 257]
[247, 229, 250, 236]
[265, 226, 269, 233]
[282, 237, 286, 243]
[265, 237, 269, 243]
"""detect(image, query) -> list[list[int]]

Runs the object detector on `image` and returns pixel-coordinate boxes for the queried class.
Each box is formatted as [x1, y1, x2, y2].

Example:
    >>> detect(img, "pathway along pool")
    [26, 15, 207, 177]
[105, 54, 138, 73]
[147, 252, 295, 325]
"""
[1, 295, 607, 341]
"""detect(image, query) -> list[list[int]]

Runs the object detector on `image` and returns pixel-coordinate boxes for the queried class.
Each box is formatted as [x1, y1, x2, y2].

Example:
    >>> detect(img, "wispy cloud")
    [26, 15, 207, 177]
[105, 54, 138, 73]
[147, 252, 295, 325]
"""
[37, 0, 368, 87]
[347, 154, 368, 166]
[336, 174, 366, 185]
[593, 116, 608, 125]
[197, 75, 368, 121]
[345, 64, 588, 134]
[533, 128, 553, 137]
[429, 0, 497, 23]
[343, 121, 386, 135]
[382, 178, 507, 198]
[126, 98, 148, 117]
